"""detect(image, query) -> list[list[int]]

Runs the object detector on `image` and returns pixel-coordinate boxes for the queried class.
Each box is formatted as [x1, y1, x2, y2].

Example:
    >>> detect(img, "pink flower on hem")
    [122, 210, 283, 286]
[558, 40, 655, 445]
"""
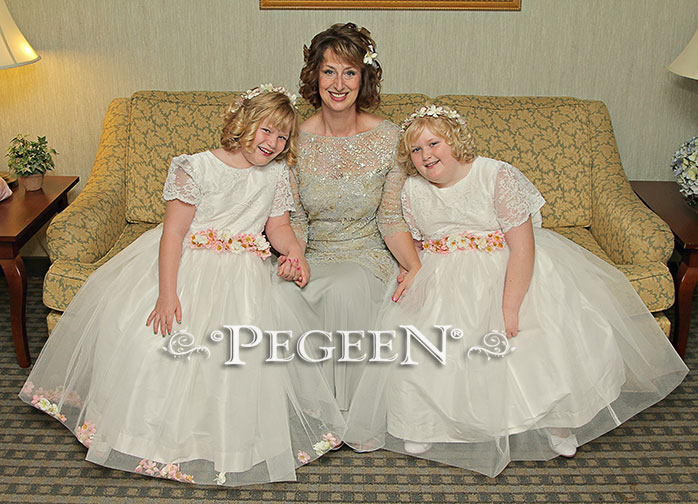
[76, 422, 96, 447]
[322, 433, 342, 449]
[297, 450, 311, 464]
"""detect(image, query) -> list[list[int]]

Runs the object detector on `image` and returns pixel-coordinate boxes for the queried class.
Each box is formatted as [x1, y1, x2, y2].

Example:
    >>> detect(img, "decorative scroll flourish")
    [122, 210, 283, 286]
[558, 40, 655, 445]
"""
[162, 331, 211, 359]
[467, 330, 516, 360]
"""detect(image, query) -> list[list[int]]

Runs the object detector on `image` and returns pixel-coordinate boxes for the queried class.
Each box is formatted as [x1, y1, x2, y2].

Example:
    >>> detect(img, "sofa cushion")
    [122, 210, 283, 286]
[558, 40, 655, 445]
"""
[435, 96, 592, 228]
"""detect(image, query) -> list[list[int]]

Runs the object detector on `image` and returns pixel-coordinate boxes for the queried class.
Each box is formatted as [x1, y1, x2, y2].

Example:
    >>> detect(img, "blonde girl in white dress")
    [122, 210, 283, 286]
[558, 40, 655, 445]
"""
[19, 85, 345, 487]
[345, 104, 688, 477]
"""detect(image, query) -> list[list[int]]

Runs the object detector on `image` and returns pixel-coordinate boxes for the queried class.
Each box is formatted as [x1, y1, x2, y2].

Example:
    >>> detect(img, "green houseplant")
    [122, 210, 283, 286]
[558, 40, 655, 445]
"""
[6, 134, 58, 191]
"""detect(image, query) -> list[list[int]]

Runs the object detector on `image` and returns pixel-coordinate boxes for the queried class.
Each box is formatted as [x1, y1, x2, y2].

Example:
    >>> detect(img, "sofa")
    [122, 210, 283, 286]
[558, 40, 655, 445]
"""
[43, 90, 675, 335]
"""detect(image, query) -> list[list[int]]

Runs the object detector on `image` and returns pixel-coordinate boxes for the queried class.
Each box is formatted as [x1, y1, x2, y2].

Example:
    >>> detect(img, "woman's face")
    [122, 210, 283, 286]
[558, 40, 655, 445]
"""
[318, 49, 361, 114]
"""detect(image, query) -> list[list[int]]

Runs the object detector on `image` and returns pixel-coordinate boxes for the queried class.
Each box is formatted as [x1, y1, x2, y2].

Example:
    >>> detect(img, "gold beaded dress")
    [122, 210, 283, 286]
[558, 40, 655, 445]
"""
[277, 120, 409, 411]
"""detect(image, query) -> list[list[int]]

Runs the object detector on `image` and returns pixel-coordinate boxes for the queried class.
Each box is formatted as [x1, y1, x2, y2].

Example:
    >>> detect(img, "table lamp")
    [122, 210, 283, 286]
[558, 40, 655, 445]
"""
[668, 27, 698, 207]
[0, 0, 40, 70]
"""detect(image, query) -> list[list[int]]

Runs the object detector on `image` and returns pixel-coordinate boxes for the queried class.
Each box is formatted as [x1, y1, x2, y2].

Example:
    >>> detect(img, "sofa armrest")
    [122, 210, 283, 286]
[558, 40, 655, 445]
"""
[585, 100, 674, 265]
[590, 183, 674, 265]
[47, 99, 130, 263]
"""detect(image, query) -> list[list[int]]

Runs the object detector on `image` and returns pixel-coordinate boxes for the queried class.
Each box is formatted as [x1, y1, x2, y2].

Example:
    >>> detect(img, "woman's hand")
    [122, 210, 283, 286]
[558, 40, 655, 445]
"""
[146, 292, 182, 337]
[392, 264, 420, 302]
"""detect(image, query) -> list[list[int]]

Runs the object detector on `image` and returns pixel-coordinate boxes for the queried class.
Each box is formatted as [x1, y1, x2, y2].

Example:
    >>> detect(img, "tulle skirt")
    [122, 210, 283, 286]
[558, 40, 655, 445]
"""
[19, 225, 345, 487]
[275, 261, 388, 411]
[345, 228, 688, 476]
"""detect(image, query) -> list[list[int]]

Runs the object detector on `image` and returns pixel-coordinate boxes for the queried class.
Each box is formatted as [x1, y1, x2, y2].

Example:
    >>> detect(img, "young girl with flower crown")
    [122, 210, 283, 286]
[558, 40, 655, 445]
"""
[19, 85, 344, 487]
[344, 104, 688, 477]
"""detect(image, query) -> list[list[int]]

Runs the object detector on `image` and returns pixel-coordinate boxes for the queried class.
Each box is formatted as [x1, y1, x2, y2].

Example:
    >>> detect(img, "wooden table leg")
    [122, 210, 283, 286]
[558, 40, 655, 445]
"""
[674, 250, 698, 358]
[0, 256, 30, 368]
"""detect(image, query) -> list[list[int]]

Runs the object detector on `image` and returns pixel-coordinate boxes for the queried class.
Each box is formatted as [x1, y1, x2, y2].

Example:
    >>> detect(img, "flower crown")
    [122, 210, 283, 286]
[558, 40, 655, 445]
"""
[363, 44, 378, 67]
[401, 104, 467, 132]
[227, 83, 298, 114]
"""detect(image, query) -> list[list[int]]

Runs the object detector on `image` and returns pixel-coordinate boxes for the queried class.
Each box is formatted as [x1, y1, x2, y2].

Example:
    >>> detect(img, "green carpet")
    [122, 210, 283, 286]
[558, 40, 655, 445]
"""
[0, 275, 696, 503]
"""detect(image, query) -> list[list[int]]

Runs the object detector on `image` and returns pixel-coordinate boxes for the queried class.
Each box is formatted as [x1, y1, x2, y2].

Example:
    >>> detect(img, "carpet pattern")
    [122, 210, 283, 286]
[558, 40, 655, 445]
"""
[0, 275, 696, 503]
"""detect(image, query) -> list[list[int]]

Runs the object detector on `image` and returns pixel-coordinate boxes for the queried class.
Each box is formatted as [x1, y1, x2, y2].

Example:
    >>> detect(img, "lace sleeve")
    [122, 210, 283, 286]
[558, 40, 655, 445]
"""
[288, 167, 308, 243]
[377, 161, 410, 238]
[400, 185, 423, 241]
[269, 163, 296, 218]
[494, 162, 546, 232]
[162, 155, 202, 206]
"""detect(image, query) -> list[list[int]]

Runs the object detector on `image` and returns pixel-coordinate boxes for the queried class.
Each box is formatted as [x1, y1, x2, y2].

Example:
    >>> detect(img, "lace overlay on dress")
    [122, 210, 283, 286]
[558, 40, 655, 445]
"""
[400, 188, 423, 241]
[269, 166, 295, 218]
[290, 120, 409, 283]
[494, 162, 546, 232]
[162, 156, 202, 206]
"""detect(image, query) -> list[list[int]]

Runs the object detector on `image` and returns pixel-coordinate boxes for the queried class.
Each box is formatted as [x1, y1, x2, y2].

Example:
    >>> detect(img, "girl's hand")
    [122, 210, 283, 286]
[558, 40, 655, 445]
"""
[146, 293, 182, 337]
[392, 264, 421, 302]
[502, 306, 519, 338]
[278, 254, 310, 287]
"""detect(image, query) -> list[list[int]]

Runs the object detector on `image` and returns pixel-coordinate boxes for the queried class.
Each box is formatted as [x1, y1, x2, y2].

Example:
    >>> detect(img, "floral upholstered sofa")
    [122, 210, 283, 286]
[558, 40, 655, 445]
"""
[43, 90, 675, 335]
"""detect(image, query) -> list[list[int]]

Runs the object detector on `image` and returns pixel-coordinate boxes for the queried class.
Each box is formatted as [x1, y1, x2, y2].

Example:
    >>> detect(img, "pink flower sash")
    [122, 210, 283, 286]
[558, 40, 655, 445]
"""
[187, 229, 271, 259]
[423, 230, 506, 254]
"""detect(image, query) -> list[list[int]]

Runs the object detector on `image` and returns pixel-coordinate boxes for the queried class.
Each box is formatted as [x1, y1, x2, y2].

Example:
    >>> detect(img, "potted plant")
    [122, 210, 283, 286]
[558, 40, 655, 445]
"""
[6, 134, 58, 191]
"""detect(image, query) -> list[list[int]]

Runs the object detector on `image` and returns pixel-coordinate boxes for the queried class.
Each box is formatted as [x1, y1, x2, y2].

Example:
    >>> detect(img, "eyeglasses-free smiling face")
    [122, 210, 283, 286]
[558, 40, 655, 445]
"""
[409, 126, 470, 188]
[240, 119, 290, 168]
[318, 49, 361, 113]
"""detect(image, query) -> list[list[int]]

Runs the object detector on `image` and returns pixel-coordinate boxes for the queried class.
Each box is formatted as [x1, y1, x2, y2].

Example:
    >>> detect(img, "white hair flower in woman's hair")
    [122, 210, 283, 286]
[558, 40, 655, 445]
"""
[227, 83, 298, 114]
[363, 44, 378, 67]
[400, 104, 467, 131]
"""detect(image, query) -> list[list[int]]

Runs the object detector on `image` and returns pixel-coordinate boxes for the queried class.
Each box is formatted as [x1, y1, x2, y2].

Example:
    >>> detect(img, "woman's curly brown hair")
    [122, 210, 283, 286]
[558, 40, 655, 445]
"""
[220, 91, 299, 165]
[299, 22, 382, 111]
[398, 113, 478, 177]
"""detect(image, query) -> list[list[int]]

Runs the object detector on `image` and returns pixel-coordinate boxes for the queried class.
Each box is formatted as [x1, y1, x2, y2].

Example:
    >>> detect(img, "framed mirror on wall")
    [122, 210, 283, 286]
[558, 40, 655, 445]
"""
[260, 0, 521, 10]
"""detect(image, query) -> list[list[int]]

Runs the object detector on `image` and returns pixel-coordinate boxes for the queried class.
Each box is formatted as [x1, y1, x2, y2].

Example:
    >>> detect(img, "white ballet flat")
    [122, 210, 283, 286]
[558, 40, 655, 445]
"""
[549, 433, 578, 458]
[403, 441, 433, 455]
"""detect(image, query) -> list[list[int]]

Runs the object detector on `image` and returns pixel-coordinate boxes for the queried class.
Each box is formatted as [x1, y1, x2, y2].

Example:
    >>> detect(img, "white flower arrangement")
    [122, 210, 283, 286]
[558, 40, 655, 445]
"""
[401, 104, 467, 132]
[672, 136, 698, 207]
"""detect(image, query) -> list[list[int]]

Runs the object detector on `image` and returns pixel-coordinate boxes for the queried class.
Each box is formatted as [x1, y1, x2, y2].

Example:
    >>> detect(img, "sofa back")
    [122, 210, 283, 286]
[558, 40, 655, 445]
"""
[124, 91, 597, 227]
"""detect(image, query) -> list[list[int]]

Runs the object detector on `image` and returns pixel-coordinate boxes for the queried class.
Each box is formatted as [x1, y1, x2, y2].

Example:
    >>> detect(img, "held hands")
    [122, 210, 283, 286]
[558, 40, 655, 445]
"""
[146, 292, 182, 337]
[277, 254, 310, 287]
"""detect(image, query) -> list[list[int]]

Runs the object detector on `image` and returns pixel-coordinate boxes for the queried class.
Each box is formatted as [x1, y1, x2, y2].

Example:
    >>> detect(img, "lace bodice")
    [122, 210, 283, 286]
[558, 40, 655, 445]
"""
[401, 157, 545, 241]
[162, 151, 294, 235]
[290, 120, 409, 283]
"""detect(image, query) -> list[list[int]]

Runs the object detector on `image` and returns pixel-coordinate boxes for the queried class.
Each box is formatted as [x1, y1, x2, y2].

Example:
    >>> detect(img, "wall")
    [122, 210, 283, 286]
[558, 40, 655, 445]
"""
[1, 0, 697, 256]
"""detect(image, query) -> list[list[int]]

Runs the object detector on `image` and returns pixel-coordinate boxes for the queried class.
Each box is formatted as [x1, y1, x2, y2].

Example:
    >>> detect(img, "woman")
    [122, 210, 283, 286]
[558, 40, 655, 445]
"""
[277, 23, 420, 412]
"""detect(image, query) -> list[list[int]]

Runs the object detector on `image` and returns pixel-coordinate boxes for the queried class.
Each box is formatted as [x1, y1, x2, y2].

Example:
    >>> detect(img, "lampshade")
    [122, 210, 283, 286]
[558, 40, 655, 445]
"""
[669, 28, 698, 80]
[0, 0, 40, 70]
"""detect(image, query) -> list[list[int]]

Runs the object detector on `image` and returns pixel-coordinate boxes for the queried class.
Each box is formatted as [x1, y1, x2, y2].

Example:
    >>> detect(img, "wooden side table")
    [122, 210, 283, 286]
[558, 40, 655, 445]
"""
[0, 175, 79, 367]
[631, 180, 698, 358]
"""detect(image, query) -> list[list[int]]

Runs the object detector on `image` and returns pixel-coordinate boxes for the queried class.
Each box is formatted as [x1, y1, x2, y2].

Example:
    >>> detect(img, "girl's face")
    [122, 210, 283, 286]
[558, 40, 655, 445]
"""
[409, 126, 464, 188]
[240, 119, 290, 167]
[318, 49, 361, 114]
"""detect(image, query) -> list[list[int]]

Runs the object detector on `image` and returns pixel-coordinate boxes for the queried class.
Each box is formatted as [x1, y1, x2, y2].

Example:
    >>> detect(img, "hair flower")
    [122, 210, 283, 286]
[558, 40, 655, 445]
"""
[227, 83, 298, 114]
[401, 104, 468, 132]
[363, 44, 378, 66]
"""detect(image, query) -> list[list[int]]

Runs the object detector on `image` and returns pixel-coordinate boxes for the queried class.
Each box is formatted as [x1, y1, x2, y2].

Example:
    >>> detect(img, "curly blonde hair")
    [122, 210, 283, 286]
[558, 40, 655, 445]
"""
[221, 91, 299, 165]
[299, 22, 382, 111]
[398, 114, 477, 177]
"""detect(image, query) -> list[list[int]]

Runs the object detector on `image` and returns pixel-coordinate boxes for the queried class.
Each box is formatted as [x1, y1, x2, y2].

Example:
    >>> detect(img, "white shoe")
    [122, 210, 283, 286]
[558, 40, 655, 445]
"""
[549, 433, 577, 458]
[403, 441, 433, 455]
